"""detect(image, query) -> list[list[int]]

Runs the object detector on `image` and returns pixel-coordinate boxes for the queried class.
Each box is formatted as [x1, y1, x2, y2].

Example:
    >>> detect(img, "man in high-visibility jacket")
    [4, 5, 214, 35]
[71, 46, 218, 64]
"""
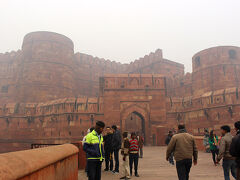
[83, 121, 105, 180]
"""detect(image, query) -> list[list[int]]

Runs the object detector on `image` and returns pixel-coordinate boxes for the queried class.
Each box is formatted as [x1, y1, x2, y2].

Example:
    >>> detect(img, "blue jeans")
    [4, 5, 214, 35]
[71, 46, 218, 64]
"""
[222, 159, 237, 180]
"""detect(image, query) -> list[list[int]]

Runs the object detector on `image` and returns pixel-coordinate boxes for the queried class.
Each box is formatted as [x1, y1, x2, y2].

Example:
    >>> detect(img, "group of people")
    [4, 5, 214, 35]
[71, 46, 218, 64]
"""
[83, 121, 144, 180]
[166, 122, 240, 180]
[207, 123, 240, 180]
[82, 120, 240, 180]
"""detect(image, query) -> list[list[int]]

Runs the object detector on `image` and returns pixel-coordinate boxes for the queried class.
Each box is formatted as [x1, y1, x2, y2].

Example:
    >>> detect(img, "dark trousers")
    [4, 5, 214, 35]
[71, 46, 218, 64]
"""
[113, 149, 120, 172]
[129, 153, 139, 175]
[88, 161, 102, 180]
[176, 159, 192, 180]
[211, 149, 219, 164]
[222, 159, 237, 180]
[105, 150, 113, 171]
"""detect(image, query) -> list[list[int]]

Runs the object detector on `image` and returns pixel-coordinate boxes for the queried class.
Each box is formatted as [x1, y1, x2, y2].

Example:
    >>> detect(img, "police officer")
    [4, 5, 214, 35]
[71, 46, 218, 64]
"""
[83, 121, 105, 180]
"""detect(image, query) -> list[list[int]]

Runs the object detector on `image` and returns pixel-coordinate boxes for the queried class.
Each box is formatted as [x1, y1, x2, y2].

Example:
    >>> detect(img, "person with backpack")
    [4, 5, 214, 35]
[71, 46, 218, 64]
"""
[209, 130, 219, 166]
[230, 121, 240, 180]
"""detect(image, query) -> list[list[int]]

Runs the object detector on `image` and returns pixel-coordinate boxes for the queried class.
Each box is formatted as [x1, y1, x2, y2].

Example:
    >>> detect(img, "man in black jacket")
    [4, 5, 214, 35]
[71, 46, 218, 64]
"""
[112, 125, 122, 173]
[230, 121, 240, 180]
[103, 127, 113, 171]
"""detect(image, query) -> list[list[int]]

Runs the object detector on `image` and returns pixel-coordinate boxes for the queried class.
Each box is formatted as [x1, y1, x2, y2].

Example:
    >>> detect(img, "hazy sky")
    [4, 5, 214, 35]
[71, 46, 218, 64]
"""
[1, 0, 240, 72]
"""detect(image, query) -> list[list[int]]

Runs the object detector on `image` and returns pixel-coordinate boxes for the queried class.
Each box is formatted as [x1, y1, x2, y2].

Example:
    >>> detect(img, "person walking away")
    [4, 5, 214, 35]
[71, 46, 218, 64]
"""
[217, 125, 237, 180]
[103, 127, 114, 171]
[129, 132, 140, 177]
[137, 133, 144, 158]
[230, 121, 240, 180]
[83, 121, 105, 180]
[83, 127, 95, 175]
[120, 132, 131, 180]
[112, 125, 122, 174]
[166, 124, 198, 180]
[209, 130, 219, 166]
[165, 131, 174, 165]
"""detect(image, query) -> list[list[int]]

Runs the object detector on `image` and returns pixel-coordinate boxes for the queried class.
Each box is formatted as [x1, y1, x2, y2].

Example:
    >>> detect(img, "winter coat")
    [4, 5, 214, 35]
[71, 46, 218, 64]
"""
[217, 133, 235, 161]
[83, 130, 104, 161]
[209, 136, 219, 150]
[166, 130, 198, 162]
[112, 129, 122, 150]
[104, 133, 113, 152]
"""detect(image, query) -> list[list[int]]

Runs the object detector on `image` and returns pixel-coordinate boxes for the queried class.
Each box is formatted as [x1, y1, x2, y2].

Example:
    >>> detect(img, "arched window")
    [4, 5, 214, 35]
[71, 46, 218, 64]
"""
[229, 49, 237, 59]
[195, 56, 201, 67]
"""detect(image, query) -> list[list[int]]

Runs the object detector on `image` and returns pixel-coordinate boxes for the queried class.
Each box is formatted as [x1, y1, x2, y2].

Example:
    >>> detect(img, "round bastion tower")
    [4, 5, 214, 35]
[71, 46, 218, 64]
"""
[17, 31, 77, 102]
[192, 46, 240, 95]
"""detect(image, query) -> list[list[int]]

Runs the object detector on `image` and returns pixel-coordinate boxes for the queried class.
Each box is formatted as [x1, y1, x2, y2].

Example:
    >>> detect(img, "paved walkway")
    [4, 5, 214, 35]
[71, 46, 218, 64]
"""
[79, 146, 225, 180]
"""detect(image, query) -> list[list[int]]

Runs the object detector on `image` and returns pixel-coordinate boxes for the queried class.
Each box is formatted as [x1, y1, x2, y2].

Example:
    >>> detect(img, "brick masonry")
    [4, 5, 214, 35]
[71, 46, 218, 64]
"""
[0, 31, 239, 152]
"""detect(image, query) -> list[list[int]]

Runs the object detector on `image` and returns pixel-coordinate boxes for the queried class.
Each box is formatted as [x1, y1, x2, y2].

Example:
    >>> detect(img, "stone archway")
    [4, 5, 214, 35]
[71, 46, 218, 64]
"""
[120, 104, 150, 145]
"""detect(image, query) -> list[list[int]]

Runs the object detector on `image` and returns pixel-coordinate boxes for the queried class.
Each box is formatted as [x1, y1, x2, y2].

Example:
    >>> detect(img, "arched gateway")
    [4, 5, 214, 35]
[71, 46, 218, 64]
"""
[120, 104, 149, 144]
[101, 74, 167, 146]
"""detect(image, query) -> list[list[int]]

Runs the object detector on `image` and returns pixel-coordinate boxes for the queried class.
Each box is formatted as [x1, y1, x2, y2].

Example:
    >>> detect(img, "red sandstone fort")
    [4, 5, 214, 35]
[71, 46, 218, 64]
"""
[0, 31, 240, 153]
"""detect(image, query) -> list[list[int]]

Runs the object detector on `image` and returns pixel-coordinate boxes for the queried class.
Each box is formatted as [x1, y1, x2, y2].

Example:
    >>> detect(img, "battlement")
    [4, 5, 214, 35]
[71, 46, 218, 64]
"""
[0, 96, 103, 117]
[100, 74, 165, 90]
[167, 87, 239, 112]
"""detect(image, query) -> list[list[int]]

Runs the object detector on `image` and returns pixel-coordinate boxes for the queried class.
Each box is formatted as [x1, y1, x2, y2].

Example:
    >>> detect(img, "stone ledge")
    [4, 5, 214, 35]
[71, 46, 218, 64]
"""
[0, 144, 78, 180]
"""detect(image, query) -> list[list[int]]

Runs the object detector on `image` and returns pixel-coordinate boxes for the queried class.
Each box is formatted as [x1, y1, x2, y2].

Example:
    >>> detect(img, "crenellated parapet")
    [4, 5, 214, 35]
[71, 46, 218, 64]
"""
[167, 87, 239, 112]
[0, 96, 103, 117]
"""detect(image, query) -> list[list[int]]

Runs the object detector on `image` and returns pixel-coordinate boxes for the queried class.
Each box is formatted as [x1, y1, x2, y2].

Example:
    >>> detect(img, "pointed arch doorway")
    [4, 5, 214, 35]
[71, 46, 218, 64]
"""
[124, 111, 145, 141]
[120, 104, 150, 145]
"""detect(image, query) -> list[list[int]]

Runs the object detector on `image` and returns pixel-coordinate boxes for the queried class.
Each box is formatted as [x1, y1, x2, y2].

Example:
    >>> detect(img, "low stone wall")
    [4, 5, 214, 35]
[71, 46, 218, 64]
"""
[0, 144, 79, 180]
[72, 141, 86, 169]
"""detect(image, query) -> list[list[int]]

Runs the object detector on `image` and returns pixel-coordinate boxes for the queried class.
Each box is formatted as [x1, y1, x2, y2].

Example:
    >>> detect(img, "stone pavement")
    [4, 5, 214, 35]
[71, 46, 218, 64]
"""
[79, 146, 225, 180]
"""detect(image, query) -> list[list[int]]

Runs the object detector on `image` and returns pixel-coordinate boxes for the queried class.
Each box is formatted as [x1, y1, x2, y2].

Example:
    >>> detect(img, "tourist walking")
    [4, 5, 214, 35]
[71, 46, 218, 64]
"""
[129, 132, 140, 177]
[137, 133, 144, 158]
[217, 125, 237, 180]
[209, 130, 219, 165]
[103, 127, 114, 171]
[230, 121, 240, 180]
[120, 132, 131, 180]
[166, 124, 198, 180]
[112, 125, 122, 174]
[165, 131, 174, 165]
[83, 121, 105, 180]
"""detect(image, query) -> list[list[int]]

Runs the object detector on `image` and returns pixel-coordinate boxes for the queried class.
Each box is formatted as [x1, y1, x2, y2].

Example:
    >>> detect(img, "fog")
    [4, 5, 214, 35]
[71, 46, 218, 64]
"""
[1, 0, 240, 72]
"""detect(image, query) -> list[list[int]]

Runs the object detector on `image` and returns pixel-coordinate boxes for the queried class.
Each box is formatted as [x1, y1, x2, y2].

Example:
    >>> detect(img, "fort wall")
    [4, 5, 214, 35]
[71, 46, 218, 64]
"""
[0, 31, 240, 150]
